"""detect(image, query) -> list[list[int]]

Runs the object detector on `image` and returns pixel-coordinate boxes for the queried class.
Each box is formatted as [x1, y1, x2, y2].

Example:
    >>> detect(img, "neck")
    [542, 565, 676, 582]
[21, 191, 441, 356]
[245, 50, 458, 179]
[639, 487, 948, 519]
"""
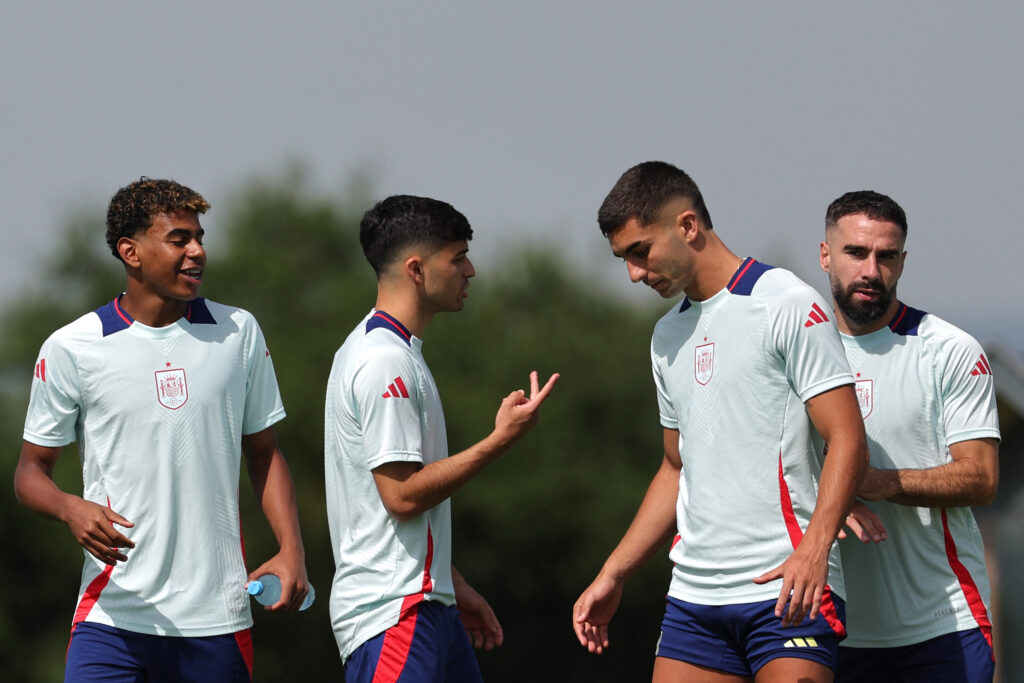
[374, 289, 431, 339]
[684, 236, 743, 301]
[119, 284, 190, 327]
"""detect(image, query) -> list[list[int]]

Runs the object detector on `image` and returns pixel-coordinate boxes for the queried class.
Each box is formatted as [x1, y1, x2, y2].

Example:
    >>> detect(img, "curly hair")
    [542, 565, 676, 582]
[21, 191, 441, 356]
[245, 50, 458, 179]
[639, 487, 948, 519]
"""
[105, 177, 210, 261]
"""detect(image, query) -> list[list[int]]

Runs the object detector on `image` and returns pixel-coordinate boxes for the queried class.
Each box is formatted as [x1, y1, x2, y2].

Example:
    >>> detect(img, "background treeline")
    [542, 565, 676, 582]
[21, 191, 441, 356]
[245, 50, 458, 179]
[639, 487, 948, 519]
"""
[0, 171, 674, 681]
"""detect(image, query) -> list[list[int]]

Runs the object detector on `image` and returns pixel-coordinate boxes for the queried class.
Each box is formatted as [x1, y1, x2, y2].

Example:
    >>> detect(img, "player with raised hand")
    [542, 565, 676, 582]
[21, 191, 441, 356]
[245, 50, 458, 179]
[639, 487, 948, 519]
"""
[14, 178, 309, 681]
[325, 195, 557, 682]
[573, 161, 868, 682]
[821, 191, 999, 682]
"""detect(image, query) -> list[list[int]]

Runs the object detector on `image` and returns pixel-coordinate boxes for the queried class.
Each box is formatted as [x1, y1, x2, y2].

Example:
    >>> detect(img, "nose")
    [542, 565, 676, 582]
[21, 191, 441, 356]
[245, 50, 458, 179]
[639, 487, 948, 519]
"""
[187, 239, 206, 262]
[861, 254, 880, 279]
[463, 257, 475, 278]
[626, 260, 646, 283]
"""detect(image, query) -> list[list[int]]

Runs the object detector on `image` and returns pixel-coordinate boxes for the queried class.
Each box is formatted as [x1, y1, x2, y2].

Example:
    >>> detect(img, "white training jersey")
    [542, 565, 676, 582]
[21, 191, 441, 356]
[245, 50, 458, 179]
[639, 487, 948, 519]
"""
[23, 296, 285, 637]
[324, 310, 455, 663]
[652, 259, 854, 613]
[838, 303, 1000, 649]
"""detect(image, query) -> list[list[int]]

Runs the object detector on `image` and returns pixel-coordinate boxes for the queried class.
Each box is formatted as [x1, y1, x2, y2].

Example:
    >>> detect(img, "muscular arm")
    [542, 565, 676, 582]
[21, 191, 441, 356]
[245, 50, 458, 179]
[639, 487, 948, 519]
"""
[755, 384, 868, 625]
[14, 440, 135, 565]
[859, 438, 998, 507]
[242, 427, 309, 611]
[572, 428, 680, 654]
[372, 371, 558, 522]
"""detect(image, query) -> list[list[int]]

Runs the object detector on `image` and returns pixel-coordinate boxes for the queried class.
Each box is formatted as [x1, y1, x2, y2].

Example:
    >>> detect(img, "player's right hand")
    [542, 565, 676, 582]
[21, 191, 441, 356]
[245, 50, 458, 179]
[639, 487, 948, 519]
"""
[573, 575, 623, 655]
[493, 371, 559, 443]
[64, 497, 135, 565]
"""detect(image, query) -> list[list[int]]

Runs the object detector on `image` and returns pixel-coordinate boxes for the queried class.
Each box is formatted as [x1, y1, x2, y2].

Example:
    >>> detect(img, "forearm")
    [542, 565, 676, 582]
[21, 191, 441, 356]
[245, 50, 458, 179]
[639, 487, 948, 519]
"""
[862, 438, 999, 508]
[375, 430, 514, 521]
[869, 463, 994, 507]
[801, 439, 865, 557]
[14, 443, 73, 522]
[246, 449, 304, 555]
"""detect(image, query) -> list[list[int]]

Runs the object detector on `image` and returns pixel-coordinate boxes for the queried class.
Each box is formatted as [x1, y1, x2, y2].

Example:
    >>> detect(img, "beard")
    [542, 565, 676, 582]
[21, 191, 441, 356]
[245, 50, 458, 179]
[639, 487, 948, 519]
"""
[831, 274, 895, 326]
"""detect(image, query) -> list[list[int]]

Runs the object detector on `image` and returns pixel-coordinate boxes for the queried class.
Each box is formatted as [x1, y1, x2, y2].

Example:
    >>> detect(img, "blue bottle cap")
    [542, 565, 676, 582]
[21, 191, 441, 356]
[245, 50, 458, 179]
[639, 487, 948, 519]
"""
[246, 581, 264, 596]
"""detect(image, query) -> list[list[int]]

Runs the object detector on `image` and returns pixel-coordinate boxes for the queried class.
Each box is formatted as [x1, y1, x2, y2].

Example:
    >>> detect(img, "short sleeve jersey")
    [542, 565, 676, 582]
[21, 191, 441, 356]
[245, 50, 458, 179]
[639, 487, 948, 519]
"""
[838, 303, 1000, 649]
[652, 259, 854, 608]
[23, 296, 285, 637]
[324, 310, 455, 663]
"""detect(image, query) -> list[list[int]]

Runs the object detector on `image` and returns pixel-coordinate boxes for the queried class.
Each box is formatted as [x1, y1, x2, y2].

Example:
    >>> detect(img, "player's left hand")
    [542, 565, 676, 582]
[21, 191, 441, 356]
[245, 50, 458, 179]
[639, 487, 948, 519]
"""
[453, 578, 503, 650]
[752, 544, 828, 627]
[247, 548, 310, 611]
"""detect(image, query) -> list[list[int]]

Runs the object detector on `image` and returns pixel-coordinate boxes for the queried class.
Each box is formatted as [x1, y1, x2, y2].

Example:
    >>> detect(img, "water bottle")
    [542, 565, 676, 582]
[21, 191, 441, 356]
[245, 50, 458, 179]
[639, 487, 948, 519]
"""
[246, 574, 315, 611]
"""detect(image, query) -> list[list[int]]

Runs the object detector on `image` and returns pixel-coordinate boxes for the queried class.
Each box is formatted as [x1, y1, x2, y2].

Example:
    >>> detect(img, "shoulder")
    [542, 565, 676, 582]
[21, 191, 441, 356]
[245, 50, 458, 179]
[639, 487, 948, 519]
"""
[42, 307, 107, 353]
[195, 298, 255, 327]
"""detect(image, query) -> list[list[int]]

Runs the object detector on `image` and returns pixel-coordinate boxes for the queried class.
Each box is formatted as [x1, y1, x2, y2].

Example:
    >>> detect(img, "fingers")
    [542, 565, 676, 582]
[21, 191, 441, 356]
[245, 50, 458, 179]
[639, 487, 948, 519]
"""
[529, 370, 540, 398]
[532, 372, 560, 404]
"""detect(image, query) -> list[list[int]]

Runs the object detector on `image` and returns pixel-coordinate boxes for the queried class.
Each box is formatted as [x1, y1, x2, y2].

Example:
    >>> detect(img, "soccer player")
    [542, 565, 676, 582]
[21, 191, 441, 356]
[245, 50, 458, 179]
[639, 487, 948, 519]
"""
[324, 195, 558, 682]
[14, 178, 309, 682]
[572, 162, 869, 682]
[821, 191, 1000, 682]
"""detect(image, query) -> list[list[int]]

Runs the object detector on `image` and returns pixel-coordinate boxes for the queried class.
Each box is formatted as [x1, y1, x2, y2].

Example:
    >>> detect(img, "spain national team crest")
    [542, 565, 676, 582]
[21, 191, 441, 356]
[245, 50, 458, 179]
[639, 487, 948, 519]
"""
[694, 343, 715, 386]
[855, 378, 873, 418]
[155, 368, 189, 410]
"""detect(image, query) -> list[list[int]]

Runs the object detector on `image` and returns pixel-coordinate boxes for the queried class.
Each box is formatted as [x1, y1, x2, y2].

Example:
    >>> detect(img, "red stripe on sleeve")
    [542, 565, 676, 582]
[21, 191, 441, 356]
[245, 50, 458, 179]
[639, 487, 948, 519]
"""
[811, 303, 830, 322]
[980, 354, 992, 374]
[394, 376, 410, 398]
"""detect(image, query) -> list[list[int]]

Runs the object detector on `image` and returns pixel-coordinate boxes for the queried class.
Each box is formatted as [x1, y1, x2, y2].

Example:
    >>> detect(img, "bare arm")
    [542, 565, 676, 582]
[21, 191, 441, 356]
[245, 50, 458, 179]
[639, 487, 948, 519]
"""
[243, 427, 309, 611]
[14, 440, 135, 565]
[372, 371, 559, 522]
[859, 438, 998, 507]
[573, 428, 681, 655]
[754, 384, 867, 625]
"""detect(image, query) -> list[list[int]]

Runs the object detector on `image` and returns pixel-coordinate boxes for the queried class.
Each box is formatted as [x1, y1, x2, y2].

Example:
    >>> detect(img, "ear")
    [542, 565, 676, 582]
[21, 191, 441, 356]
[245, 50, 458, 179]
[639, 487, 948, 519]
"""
[404, 254, 425, 285]
[118, 237, 141, 268]
[818, 240, 830, 273]
[677, 210, 700, 243]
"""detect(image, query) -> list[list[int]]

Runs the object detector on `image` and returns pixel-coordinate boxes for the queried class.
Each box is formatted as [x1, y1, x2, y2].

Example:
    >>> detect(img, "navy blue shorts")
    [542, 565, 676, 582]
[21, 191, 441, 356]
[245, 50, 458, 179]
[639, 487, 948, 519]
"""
[837, 628, 994, 683]
[655, 594, 847, 677]
[345, 600, 482, 683]
[65, 622, 252, 682]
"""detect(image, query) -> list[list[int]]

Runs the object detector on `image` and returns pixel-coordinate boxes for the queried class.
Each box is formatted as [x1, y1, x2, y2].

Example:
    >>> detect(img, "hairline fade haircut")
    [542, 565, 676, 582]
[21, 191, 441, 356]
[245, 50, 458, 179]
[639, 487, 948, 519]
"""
[106, 177, 210, 262]
[825, 190, 908, 236]
[359, 195, 473, 277]
[597, 161, 714, 237]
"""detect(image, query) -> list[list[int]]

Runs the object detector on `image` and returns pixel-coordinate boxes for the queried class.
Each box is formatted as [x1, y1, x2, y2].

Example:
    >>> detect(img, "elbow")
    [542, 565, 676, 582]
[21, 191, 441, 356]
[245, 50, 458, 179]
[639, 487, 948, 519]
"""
[382, 498, 423, 523]
[975, 473, 999, 507]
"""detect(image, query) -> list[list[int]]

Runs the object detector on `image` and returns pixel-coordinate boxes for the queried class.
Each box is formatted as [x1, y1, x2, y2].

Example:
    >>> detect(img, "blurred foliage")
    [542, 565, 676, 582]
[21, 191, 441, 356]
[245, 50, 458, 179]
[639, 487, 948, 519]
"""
[0, 169, 673, 681]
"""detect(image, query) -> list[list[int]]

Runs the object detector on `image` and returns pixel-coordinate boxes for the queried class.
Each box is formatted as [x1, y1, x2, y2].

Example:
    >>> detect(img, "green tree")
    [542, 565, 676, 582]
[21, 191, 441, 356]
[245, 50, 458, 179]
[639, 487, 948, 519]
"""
[1, 169, 672, 681]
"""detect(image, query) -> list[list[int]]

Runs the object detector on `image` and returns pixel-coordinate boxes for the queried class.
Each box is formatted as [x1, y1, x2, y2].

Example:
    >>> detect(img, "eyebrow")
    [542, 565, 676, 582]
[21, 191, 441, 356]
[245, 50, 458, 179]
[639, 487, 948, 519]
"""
[612, 239, 645, 259]
[167, 228, 204, 239]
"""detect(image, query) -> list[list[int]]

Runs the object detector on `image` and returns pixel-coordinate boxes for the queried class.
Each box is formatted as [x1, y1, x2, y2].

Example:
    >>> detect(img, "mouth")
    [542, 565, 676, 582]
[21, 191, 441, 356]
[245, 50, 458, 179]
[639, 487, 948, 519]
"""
[181, 268, 203, 284]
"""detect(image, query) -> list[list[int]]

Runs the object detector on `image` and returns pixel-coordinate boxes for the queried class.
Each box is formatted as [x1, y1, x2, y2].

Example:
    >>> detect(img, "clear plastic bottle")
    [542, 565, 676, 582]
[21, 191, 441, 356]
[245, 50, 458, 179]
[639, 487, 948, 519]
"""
[246, 574, 315, 611]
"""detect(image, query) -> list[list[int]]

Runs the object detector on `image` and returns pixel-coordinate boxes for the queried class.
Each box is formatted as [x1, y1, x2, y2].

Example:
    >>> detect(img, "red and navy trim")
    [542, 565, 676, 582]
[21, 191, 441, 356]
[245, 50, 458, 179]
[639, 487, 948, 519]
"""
[366, 311, 412, 346]
[677, 257, 775, 313]
[887, 302, 926, 337]
[727, 257, 774, 296]
[94, 296, 216, 337]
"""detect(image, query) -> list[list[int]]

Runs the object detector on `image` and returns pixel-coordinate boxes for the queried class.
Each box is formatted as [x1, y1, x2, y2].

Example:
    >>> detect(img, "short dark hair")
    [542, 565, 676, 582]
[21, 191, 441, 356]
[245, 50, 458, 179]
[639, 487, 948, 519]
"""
[106, 178, 210, 262]
[359, 195, 473, 276]
[597, 161, 713, 236]
[825, 190, 907, 235]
